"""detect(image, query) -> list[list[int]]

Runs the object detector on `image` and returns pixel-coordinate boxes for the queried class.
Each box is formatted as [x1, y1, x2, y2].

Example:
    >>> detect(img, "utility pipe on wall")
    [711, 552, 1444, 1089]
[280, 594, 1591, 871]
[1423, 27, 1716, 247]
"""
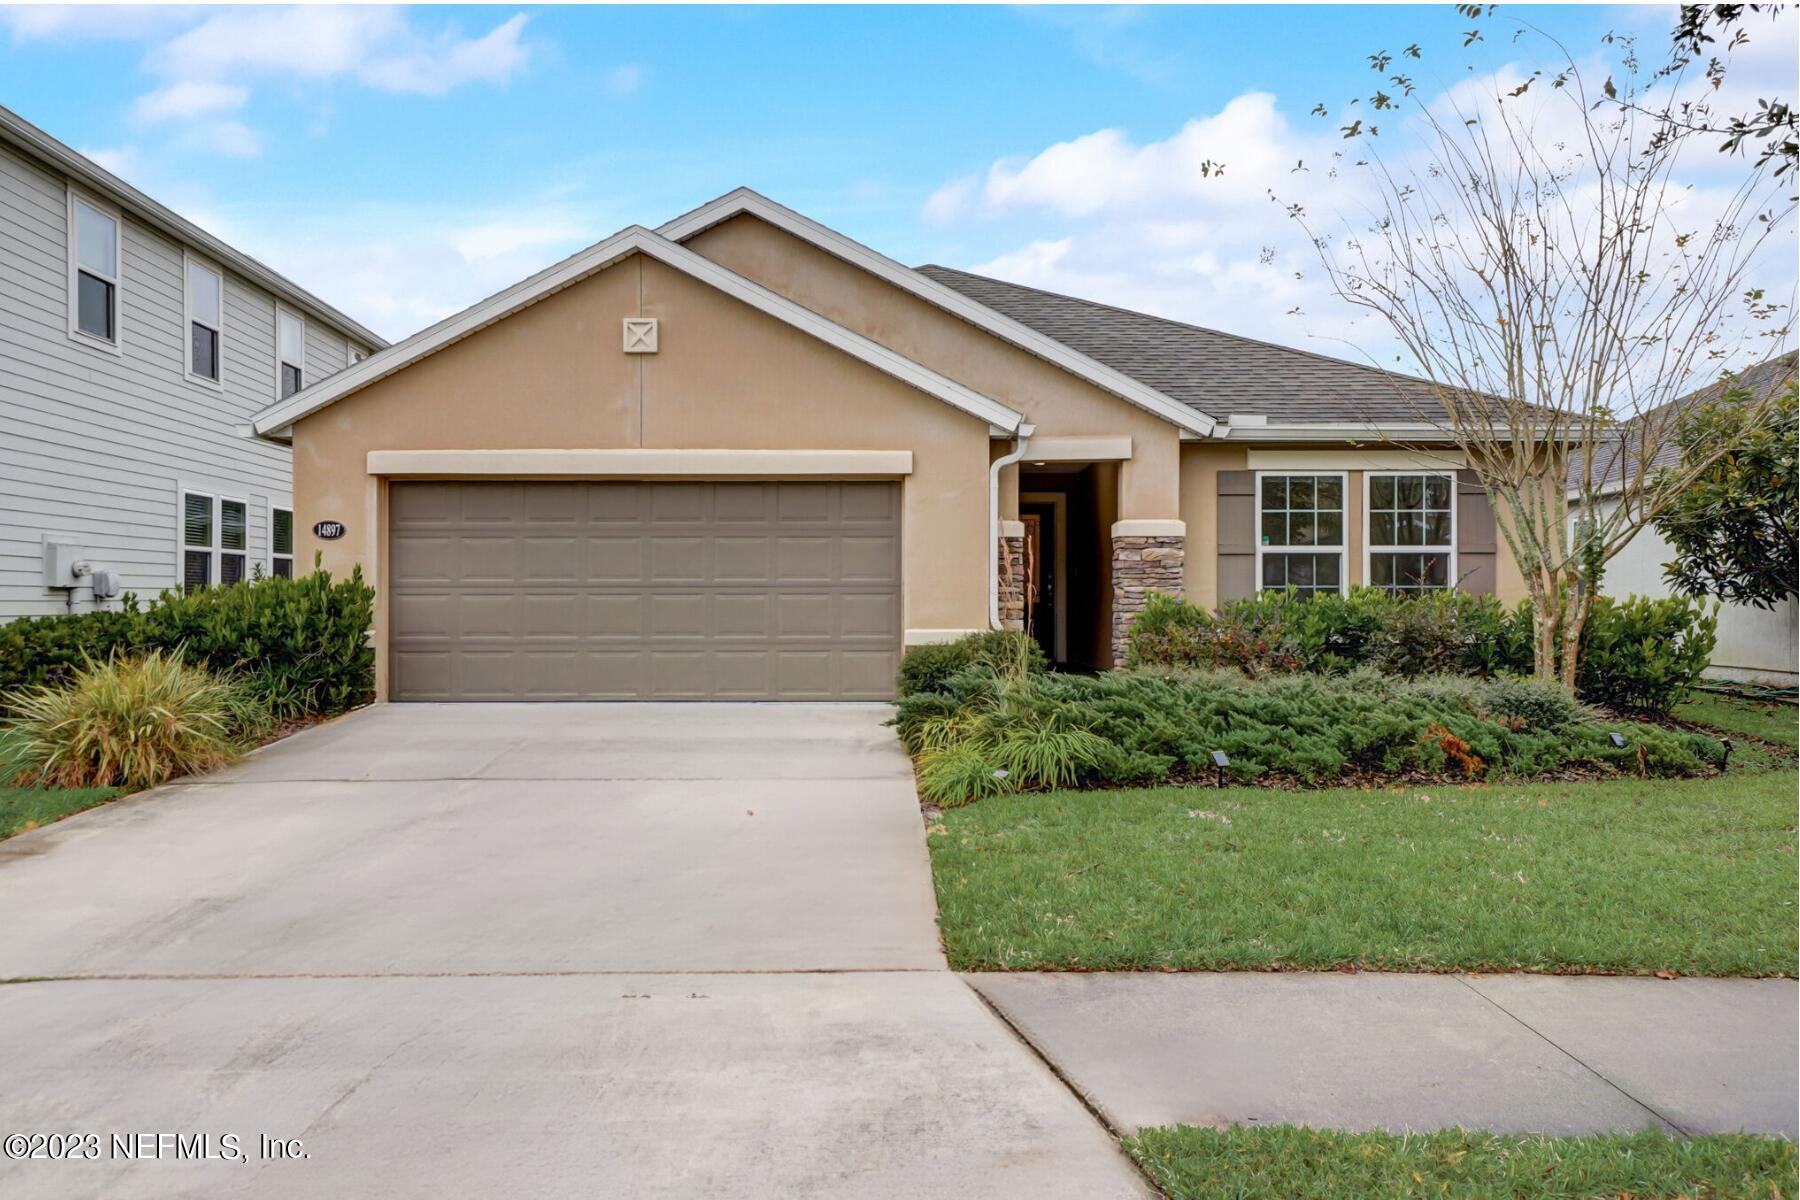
[988, 423, 1035, 631]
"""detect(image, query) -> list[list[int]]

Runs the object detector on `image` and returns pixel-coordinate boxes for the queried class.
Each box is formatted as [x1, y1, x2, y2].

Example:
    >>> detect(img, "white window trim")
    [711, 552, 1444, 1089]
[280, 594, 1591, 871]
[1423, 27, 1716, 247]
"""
[177, 484, 251, 591]
[1253, 470, 1349, 597]
[274, 304, 306, 401]
[1362, 470, 1458, 593]
[183, 250, 225, 389]
[269, 501, 295, 579]
[66, 185, 123, 354]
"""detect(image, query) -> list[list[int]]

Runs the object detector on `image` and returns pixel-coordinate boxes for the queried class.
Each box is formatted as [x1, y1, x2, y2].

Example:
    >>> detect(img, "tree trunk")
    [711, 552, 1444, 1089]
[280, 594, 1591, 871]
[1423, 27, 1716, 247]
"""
[1558, 590, 1591, 694]
[1525, 577, 1559, 681]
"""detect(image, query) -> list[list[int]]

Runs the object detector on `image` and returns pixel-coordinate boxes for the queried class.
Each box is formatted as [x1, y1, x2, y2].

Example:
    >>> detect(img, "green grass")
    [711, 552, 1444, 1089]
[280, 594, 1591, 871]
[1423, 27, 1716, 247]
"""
[1677, 693, 1799, 750]
[929, 763, 1798, 975]
[0, 784, 122, 840]
[1123, 1126, 1796, 1200]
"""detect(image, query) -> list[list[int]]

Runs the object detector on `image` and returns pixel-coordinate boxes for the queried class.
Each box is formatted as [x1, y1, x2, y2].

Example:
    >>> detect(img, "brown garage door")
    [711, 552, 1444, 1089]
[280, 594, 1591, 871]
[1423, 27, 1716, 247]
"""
[388, 481, 901, 701]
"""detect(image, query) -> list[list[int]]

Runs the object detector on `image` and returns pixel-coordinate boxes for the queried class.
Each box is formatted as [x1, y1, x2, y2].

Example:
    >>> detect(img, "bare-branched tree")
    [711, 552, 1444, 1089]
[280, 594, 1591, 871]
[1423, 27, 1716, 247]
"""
[1279, 19, 1796, 687]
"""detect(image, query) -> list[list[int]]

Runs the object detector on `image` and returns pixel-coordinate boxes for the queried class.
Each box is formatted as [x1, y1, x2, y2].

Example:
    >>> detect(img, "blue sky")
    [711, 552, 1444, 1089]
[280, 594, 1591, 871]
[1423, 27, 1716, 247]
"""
[2, 4, 1792, 357]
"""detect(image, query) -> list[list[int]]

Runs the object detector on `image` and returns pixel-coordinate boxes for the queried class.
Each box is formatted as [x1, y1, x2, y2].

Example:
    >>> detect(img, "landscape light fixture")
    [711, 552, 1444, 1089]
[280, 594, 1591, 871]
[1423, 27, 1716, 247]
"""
[1210, 750, 1230, 788]
[992, 768, 1009, 781]
[1609, 732, 1629, 749]
[1721, 738, 1734, 769]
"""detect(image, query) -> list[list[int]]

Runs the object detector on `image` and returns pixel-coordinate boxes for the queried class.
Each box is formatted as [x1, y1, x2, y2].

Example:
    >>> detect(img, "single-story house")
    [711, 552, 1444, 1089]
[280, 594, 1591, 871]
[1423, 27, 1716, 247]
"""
[1572, 350, 1798, 687]
[251, 188, 1520, 702]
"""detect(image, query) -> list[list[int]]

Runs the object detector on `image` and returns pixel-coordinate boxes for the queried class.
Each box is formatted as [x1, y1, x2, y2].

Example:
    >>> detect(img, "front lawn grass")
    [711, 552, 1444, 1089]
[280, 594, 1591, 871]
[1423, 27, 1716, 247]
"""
[0, 784, 121, 840]
[929, 764, 1798, 975]
[1676, 692, 1799, 750]
[1123, 1125, 1796, 1200]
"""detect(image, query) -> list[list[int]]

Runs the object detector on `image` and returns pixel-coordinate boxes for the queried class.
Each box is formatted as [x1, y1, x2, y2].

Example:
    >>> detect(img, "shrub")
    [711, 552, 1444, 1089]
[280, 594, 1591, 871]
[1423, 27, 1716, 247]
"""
[896, 629, 1044, 697]
[1576, 595, 1719, 717]
[897, 667, 1723, 805]
[1127, 589, 1536, 679]
[0, 562, 375, 719]
[134, 562, 376, 717]
[2, 650, 271, 790]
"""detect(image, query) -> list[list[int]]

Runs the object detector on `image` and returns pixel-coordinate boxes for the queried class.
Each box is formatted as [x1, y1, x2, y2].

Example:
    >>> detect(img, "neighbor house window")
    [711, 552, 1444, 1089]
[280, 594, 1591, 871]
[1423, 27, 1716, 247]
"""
[181, 490, 248, 592]
[277, 308, 305, 398]
[1257, 473, 1345, 598]
[271, 506, 294, 579]
[1367, 473, 1455, 593]
[185, 256, 223, 383]
[69, 191, 120, 345]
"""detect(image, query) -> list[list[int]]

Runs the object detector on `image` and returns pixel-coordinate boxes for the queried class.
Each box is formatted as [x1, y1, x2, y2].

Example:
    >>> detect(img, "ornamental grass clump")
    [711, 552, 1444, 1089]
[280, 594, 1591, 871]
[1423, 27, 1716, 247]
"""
[2, 650, 271, 791]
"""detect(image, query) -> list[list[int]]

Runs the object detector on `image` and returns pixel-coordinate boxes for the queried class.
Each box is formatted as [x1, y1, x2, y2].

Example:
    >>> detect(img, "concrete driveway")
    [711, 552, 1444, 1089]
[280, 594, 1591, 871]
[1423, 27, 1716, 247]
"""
[0, 704, 1146, 1199]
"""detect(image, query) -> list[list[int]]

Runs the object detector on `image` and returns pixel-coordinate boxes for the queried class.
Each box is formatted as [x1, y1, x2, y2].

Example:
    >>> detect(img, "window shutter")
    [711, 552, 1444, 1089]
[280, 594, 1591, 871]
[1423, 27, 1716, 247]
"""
[1456, 469, 1497, 595]
[1217, 470, 1256, 602]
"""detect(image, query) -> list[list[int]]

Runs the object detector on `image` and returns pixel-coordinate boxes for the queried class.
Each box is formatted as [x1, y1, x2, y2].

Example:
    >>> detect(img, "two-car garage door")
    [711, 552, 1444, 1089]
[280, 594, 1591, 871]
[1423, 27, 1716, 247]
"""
[389, 481, 901, 701]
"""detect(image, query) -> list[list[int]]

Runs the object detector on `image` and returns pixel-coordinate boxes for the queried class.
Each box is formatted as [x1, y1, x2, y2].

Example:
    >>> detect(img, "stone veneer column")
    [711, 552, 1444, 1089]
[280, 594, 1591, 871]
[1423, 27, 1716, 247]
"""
[997, 520, 1027, 631]
[1110, 521, 1185, 667]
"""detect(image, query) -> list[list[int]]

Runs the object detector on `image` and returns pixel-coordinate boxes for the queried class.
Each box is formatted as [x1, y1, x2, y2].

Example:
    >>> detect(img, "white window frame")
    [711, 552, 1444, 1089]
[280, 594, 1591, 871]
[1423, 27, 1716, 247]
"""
[269, 502, 295, 579]
[183, 251, 224, 388]
[177, 485, 250, 592]
[275, 304, 306, 400]
[1254, 470, 1349, 597]
[67, 185, 123, 353]
[1362, 470, 1458, 593]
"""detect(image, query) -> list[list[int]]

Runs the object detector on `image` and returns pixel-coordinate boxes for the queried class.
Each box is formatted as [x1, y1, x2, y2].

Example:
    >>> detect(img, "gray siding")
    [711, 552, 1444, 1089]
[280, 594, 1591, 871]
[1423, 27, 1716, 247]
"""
[0, 141, 363, 619]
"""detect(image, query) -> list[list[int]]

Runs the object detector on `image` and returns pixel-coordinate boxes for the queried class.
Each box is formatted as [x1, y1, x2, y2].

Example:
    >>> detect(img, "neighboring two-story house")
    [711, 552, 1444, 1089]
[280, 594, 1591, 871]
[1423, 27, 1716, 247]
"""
[0, 104, 385, 620]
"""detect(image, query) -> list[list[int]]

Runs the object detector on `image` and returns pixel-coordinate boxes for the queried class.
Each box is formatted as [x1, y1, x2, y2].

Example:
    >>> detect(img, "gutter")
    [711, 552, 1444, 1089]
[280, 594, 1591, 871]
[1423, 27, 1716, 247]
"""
[988, 423, 1035, 631]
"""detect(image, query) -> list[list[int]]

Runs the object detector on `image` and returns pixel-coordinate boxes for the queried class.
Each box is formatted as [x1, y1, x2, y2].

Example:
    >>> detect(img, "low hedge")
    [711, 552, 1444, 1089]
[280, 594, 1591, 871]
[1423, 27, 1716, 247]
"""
[896, 628, 1045, 696]
[0, 562, 374, 719]
[1125, 589, 1717, 717]
[894, 665, 1725, 806]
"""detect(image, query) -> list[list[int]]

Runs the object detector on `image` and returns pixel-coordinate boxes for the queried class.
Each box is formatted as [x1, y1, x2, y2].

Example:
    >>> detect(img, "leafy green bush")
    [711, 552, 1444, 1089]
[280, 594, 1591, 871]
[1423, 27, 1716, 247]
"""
[3, 650, 271, 790]
[0, 562, 375, 719]
[896, 667, 1722, 805]
[1127, 588, 1536, 679]
[1577, 595, 1719, 716]
[896, 629, 1045, 697]
[1126, 588, 1718, 715]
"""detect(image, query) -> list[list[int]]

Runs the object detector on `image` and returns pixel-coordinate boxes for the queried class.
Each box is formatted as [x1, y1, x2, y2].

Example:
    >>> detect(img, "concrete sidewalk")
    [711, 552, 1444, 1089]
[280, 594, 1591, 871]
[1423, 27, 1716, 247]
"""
[970, 971, 1799, 1138]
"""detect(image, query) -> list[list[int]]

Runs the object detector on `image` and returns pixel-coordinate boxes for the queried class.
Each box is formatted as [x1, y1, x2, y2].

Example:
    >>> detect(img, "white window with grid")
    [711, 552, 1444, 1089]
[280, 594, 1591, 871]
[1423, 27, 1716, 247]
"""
[1255, 472, 1346, 598]
[1365, 472, 1456, 593]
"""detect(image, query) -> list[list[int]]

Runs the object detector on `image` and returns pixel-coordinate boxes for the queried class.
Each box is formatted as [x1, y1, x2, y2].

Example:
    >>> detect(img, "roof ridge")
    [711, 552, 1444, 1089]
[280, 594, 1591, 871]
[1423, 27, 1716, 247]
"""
[916, 263, 1437, 391]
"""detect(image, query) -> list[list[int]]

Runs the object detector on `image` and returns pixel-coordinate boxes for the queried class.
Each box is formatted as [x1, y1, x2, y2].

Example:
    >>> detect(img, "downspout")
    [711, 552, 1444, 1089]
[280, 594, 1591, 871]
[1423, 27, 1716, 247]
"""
[989, 423, 1035, 631]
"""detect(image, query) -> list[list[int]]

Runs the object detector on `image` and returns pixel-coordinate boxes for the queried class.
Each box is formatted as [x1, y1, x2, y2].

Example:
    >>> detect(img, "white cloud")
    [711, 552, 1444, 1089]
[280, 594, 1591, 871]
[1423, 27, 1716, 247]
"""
[604, 64, 642, 97]
[0, 5, 195, 42]
[132, 80, 247, 124]
[180, 200, 606, 340]
[921, 22, 1797, 372]
[76, 143, 144, 180]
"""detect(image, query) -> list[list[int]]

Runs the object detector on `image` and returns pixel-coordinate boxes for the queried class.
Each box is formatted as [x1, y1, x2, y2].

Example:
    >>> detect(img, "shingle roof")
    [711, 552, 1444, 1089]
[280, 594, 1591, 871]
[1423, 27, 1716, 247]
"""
[1567, 350, 1797, 494]
[914, 264, 1441, 423]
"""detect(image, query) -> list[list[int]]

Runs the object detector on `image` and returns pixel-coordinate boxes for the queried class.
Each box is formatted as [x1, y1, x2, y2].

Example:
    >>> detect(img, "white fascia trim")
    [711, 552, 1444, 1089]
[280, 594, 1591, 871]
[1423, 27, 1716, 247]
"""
[1210, 421, 1466, 442]
[1245, 448, 1468, 470]
[904, 629, 984, 646]
[1112, 519, 1186, 538]
[366, 449, 914, 477]
[253, 226, 1023, 439]
[657, 188, 1217, 437]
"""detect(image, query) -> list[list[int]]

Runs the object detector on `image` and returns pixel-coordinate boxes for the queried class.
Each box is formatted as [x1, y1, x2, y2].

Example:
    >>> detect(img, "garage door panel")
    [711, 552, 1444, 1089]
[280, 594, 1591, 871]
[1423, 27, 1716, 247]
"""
[390, 482, 900, 701]
[841, 593, 899, 638]
[649, 537, 709, 582]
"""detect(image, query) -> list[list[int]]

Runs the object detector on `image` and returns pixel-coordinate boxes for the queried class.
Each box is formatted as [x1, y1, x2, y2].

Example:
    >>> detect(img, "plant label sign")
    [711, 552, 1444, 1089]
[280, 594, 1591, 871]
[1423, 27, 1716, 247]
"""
[313, 520, 346, 540]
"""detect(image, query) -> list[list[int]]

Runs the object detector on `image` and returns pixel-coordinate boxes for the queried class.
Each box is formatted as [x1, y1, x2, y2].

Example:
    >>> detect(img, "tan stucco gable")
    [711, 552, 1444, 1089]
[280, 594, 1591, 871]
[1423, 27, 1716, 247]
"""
[684, 213, 1186, 521]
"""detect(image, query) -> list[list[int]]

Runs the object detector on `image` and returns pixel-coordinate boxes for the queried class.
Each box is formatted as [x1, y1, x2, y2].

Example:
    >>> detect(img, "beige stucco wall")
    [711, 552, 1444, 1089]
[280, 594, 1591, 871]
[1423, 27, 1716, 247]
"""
[290, 253, 995, 698]
[686, 215, 1184, 520]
